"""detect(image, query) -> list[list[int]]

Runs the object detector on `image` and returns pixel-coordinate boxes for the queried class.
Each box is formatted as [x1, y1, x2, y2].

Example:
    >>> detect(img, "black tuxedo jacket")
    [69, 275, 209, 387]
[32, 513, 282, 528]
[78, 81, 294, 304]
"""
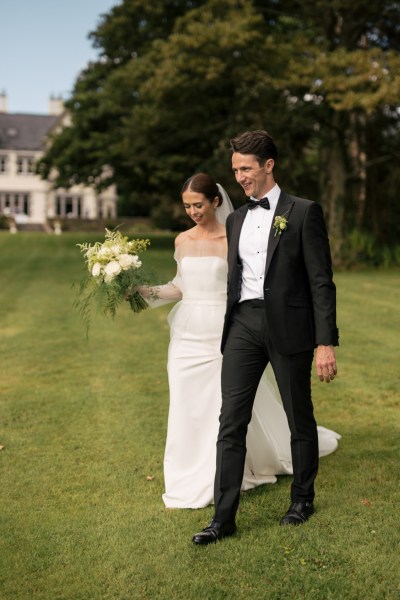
[221, 191, 339, 356]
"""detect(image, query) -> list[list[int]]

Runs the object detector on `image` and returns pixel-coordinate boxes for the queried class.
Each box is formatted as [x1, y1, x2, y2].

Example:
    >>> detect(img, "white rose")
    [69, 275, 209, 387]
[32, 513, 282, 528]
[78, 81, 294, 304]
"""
[91, 262, 102, 277]
[118, 253, 135, 270]
[131, 255, 142, 269]
[104, 260, 122, 280]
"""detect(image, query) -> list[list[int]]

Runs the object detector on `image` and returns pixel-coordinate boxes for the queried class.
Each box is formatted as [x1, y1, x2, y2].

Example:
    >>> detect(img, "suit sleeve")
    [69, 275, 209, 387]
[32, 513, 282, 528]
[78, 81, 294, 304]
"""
[226, 212, 234, 243]
[302, 202, 339, 346]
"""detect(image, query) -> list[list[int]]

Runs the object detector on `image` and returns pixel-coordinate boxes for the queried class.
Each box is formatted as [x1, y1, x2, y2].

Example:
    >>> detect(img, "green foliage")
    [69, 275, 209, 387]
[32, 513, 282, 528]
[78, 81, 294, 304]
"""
[37, 0, 400, 256]
[340, 229, 400, 269]
[150, 196, 191, 230]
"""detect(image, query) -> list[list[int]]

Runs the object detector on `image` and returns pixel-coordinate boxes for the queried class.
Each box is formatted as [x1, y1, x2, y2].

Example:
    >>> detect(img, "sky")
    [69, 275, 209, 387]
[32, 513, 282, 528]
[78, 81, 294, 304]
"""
[1, 0, 120, 115]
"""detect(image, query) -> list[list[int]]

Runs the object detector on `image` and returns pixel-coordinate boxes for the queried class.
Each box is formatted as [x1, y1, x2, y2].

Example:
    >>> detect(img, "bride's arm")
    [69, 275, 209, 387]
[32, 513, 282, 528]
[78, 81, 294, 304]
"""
[137, 269, 182, 307]
[134, 234, 185, 307]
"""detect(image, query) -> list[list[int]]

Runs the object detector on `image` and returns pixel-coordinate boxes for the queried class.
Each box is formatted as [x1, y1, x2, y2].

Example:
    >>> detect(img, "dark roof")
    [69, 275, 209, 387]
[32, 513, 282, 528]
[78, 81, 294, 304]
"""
[0, 113, 60, 151]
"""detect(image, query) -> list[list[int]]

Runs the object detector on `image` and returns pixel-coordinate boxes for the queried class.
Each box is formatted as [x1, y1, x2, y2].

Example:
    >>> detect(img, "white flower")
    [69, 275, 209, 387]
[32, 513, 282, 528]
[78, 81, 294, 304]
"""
[104, 260, 122, 281]
[91, 262, 102, 277]
[131, 255, 142, 269]
[118, 253, 135, 269]
[86, 247, 97, 258]
[111, 244, 122, 255]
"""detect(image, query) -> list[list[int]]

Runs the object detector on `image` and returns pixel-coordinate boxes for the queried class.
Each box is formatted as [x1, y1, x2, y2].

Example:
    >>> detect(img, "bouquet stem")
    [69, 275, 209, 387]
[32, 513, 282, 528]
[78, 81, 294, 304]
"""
[128, 291, 149, 313]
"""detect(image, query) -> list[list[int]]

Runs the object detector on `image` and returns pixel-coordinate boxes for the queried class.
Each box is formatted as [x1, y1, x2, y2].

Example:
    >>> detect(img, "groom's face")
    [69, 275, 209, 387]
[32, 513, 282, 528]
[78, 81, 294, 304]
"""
[232, 152, 274, 199]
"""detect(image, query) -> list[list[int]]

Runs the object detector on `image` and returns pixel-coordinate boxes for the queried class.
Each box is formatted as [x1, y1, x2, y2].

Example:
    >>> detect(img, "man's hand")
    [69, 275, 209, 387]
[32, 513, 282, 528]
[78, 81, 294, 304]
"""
[315, 345, 337, 383]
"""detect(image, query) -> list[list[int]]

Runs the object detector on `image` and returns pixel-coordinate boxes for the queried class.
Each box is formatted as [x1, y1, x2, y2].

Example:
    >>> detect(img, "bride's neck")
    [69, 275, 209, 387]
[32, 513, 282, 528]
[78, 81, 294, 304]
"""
[192, 222, 224, 239]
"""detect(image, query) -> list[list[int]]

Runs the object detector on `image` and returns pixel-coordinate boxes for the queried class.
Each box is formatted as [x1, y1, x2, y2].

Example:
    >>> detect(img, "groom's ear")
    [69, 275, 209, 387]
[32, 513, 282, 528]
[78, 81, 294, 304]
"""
[264, 158, 274, 174]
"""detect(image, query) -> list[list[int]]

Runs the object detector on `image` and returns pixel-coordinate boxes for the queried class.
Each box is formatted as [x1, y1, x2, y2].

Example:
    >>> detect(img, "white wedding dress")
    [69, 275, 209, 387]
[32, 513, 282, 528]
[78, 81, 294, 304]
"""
[152, 237, 340, 509]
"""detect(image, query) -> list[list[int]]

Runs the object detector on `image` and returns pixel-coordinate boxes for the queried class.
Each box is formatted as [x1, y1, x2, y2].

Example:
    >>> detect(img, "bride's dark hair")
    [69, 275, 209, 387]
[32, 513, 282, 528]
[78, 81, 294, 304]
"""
[181, 173, 223, 207]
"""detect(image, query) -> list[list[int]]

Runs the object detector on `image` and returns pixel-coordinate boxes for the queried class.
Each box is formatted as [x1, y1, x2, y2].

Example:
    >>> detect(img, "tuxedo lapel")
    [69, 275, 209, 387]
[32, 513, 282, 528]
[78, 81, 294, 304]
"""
[228, 206, 247, 272]
[264, 192, 294, 277]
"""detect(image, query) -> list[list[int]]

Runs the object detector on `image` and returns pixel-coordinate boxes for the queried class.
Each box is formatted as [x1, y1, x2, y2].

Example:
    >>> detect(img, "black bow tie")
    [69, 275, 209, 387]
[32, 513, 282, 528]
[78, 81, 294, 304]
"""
[246, 197, 270, 210]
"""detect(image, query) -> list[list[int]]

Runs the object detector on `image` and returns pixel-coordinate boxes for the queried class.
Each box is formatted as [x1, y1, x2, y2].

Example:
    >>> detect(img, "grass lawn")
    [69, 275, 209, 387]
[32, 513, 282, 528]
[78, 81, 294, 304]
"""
[0, 232, 399, 600]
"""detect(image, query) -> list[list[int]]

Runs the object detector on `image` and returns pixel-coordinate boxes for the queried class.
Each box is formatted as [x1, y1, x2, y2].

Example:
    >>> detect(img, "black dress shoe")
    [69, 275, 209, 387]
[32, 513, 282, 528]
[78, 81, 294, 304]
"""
[192, 519, 237, 545]
[280, 502, 314, 525]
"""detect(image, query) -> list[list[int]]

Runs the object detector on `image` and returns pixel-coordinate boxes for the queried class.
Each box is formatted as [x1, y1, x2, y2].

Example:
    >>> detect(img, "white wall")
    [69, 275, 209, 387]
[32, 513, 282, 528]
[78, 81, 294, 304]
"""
[0, 150, 117, 223]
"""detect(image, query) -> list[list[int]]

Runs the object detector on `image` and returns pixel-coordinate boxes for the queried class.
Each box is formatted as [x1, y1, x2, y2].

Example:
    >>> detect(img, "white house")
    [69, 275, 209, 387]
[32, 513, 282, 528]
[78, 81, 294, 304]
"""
[0, 93, 117, 228]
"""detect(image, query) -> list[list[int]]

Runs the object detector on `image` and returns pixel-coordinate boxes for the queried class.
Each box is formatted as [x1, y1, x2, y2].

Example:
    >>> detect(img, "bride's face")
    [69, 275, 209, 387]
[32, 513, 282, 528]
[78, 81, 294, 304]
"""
[182, 190, 218, 226]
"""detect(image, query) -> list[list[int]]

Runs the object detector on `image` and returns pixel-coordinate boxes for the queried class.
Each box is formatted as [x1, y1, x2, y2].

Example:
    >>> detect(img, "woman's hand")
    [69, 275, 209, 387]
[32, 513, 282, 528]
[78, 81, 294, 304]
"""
[125, 285, 150, 301]
[124, 286, 136, 301]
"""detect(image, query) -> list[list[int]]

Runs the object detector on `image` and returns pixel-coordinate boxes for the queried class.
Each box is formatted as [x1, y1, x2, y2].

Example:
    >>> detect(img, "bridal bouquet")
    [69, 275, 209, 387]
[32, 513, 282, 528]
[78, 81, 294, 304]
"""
[74, 228, 153, 334]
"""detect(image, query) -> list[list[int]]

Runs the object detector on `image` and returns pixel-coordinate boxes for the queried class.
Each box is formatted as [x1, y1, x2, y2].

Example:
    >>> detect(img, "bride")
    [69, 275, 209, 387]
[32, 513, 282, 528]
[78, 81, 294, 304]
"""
[140, 173, 339, 509]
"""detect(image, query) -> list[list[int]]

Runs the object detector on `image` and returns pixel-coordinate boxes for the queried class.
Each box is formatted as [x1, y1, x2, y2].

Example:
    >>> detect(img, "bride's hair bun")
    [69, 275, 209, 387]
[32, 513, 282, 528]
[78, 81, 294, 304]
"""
[181, 172, 223, 206]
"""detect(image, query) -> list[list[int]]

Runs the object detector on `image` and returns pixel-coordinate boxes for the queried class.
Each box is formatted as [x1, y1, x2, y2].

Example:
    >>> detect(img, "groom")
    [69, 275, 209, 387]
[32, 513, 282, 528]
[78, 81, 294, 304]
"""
[193, 130, 339, 544]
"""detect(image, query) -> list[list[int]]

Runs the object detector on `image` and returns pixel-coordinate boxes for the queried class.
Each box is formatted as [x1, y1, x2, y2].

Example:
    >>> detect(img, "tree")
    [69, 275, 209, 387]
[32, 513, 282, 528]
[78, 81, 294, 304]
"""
[37, 0, 208, 216]
[38, 0, 400, 263]
[254, 0, 400, 258]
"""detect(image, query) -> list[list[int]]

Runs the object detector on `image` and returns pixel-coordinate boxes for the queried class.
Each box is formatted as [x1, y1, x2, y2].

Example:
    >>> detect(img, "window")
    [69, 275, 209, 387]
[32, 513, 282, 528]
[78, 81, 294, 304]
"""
[55, 194, 82, 218]
[0, 192, 30, 215]
[56, 195, 61, 216]
[65, 196, 73, 215]
[0, 155, 7, 174]
[16, 155, 35, 175]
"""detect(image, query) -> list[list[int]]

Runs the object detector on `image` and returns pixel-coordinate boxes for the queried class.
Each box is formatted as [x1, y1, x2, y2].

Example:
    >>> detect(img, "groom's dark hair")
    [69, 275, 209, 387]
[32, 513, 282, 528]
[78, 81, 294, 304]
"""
[230, 130, 278, 166]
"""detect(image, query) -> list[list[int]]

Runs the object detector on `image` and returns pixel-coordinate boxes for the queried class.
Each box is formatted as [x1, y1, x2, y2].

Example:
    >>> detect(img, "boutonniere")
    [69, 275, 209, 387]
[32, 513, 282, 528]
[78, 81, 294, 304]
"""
[273, 212, 289, 237]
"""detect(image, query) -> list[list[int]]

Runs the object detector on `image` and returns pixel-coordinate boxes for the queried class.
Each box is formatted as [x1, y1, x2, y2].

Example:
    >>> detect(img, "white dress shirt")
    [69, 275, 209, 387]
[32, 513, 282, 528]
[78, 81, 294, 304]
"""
[238, 184, 281, 301]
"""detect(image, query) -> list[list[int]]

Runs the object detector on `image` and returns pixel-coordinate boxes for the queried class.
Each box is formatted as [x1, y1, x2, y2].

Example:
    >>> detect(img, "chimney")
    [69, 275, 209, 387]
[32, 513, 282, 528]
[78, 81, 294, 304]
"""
[0, 91, 7, 113]
[49, 94, 64, 116]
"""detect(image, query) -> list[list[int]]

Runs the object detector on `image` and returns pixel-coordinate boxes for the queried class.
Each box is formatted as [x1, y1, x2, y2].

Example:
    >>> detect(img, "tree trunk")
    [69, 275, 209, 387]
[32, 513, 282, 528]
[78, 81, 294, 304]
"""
[349, 111, 367, 228]
[319, 112, 347, 265]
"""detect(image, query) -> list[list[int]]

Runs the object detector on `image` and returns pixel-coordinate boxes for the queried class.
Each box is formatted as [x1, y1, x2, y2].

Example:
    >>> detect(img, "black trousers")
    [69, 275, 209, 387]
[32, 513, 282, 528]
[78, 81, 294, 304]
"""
[214, 300, 318, 523]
